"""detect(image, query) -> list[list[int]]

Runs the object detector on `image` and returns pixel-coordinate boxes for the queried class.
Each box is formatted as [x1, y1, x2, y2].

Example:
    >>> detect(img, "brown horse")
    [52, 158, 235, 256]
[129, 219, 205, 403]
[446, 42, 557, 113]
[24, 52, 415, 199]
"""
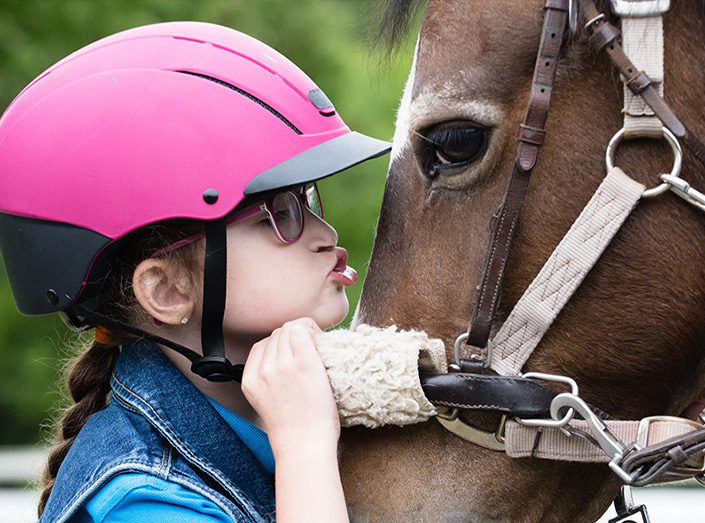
[340, 0, 705, 521]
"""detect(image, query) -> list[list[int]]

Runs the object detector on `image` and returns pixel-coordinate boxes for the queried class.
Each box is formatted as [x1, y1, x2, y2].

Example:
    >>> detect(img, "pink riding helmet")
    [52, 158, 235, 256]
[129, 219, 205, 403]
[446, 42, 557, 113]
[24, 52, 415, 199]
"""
[0, 21, 389, 316]
[0, 22, 390, 380]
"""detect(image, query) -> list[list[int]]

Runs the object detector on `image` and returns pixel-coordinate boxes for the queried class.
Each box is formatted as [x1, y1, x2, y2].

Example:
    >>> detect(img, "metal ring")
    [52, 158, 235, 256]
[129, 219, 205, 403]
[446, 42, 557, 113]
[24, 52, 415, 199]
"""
[453, 333, 493, 369]
[453, 333, 468, 366]
[568, 0, 578, 33]
[584, 13, 605, 30]
[605, 127, 683, 198]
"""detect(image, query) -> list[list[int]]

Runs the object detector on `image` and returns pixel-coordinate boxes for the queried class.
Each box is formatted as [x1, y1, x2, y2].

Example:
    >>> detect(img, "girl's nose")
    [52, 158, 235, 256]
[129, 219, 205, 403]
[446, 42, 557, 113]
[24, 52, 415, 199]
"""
[303, 208, 337, 251]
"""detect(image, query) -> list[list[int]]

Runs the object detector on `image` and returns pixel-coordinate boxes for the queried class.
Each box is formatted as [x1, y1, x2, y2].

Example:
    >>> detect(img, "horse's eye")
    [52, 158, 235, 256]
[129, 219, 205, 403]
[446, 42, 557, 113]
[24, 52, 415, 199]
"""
[421, 122, 489, 178]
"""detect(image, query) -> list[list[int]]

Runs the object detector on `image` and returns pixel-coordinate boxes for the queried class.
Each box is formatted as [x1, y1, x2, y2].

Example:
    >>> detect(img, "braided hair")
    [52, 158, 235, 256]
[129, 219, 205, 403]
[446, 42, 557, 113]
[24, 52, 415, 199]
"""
[38, 338, 121, 514]
[37, 221, 203, 516]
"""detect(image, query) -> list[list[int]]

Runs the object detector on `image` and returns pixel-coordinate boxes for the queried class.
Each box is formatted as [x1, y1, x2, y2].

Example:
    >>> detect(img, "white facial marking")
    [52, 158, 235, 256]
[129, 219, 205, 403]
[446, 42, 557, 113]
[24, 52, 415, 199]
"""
[391, 38, 502, 166]
[390, 37, 420, 164]
[409, 88, 502, 132]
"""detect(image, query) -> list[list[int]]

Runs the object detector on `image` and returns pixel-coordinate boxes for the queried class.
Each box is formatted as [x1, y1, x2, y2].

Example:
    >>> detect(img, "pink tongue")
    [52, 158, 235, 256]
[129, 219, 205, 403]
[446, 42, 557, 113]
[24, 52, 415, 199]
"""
[342, 265, 358, 285]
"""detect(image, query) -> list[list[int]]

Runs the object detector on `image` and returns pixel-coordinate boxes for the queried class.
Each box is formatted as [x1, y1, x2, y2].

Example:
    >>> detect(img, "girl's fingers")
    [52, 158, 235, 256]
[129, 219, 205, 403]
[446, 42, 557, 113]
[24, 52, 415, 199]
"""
[288, 324, 319, 364]
[283, 317, 321, 337]
[244, 338, 266, 372]
[301, 317, 323, 336]
[243, 318, 325, 404]
[311, 320, 323, 336]
[284, 318, 320, 355]
[243, 328, 281, 394]
[260, 326, 282, 370]
[276, 322, 296, 362]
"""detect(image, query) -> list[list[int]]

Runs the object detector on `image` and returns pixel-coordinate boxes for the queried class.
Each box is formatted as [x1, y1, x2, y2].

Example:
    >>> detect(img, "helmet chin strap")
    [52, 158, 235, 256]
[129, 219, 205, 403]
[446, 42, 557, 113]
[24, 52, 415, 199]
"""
[67, 301, 244, 383]
[191, 217, 241, 382]
[69, 217, 242, 382]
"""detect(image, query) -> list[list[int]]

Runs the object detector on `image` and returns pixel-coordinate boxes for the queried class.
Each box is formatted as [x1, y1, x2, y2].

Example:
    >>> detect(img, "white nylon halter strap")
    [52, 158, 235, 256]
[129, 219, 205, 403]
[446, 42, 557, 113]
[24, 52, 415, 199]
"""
[612, 0, 670, 138]
[506, 415, 703, 463]
[480, 166, 705, 472]
[490, 166, 645, 377]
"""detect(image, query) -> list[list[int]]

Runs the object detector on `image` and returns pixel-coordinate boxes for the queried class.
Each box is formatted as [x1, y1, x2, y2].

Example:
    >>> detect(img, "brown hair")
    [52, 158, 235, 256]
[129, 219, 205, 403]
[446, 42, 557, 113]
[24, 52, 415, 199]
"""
[38, 220, 203, 516]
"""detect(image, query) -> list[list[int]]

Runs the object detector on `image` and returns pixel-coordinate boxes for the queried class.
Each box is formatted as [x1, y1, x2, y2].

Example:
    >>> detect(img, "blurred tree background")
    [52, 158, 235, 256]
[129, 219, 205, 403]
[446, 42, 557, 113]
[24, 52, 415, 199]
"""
[0, 0, 417, 446]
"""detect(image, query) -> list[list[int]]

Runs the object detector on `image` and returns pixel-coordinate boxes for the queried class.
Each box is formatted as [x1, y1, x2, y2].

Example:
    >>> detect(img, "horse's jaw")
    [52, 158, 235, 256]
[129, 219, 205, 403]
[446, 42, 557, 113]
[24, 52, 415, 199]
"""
[340, 422, 619, 523]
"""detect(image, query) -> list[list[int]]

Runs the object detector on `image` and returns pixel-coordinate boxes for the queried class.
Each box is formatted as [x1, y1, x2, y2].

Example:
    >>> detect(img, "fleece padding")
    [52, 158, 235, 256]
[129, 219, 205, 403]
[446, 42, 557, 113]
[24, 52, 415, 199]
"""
[316, 325, 447, 428]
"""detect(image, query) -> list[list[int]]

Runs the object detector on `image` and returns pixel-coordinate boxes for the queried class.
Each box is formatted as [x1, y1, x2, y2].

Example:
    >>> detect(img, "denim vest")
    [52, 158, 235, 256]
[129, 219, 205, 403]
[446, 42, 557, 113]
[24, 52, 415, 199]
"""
[40, 340, 276, 523]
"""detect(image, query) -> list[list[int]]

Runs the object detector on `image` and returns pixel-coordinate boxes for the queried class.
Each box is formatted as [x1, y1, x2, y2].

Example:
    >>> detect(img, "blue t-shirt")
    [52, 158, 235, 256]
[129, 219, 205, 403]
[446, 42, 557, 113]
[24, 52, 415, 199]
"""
[69, 397, 274, 522]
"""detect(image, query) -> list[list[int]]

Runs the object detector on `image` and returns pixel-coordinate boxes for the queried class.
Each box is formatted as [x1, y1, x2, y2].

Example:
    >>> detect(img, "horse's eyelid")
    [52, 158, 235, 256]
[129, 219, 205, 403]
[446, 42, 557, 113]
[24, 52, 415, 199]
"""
[426, 126, 487, 144]
[435, 160, 472, 172]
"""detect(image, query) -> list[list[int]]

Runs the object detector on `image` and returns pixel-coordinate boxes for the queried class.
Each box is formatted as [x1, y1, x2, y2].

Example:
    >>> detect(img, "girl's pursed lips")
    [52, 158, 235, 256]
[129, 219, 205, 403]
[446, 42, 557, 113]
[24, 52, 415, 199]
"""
[329, 248, 357, 286]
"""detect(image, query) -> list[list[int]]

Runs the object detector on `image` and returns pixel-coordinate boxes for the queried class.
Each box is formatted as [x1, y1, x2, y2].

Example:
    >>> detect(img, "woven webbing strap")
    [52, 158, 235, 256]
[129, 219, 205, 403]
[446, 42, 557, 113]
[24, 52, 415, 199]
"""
[507, 419, 637, 461]
[506, 416, 702, 462]
[506, 414, 705, 486]
[613, 0, 669, 137]
[491, 167, 645, 376]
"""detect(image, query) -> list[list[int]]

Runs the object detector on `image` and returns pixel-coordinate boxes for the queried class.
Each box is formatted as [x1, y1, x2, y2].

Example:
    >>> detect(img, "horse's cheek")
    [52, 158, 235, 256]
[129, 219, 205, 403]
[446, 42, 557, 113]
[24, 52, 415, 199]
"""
[355, 161, 415, 328]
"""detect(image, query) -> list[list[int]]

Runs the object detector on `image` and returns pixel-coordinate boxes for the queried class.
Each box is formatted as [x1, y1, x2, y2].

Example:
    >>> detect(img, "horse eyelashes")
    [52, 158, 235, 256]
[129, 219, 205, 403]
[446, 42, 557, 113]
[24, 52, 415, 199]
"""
[421, 122, 489, 178]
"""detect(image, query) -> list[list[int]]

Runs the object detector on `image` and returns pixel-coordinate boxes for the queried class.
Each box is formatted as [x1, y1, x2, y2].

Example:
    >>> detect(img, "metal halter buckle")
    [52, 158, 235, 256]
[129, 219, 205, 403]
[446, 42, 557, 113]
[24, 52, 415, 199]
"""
[453, 332, 493, 369]
[436, 408, 507, 452]
[515, 373, 579, 428]
[568, 0, 579, 33]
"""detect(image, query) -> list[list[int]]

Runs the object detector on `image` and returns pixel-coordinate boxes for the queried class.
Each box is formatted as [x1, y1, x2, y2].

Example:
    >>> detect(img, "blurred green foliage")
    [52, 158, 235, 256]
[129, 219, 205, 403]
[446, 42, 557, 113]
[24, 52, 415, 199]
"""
[0, 0, 417, 445]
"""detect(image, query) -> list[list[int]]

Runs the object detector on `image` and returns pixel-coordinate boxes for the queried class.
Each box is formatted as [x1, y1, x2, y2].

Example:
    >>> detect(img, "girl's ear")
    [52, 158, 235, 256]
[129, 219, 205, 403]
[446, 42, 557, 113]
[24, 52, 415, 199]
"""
[132, 259, 196, 326]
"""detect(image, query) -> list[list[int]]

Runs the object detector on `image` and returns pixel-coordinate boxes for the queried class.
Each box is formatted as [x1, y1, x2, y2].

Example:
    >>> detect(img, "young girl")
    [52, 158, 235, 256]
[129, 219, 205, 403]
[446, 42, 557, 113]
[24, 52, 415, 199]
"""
[0, 21, 389, 522]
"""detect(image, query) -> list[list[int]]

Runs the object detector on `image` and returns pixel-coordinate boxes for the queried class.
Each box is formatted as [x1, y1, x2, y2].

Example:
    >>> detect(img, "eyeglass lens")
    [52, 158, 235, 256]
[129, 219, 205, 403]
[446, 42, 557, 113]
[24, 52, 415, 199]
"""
[266, 183, 323, 242]
[304, 183, 323, 218]
[269, 191, 303, 241]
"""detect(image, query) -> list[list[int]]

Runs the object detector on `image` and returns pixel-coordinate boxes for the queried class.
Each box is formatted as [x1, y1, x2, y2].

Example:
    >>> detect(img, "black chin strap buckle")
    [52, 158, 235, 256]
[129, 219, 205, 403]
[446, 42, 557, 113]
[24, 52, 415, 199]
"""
[191, 355, 243, 382]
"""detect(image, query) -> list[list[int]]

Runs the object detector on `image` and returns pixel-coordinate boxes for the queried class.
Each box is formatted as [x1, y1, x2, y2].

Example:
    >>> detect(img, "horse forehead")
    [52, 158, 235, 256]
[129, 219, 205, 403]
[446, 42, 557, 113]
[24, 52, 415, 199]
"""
[415, 0, 545, 103]
[390, 0, 546, 163]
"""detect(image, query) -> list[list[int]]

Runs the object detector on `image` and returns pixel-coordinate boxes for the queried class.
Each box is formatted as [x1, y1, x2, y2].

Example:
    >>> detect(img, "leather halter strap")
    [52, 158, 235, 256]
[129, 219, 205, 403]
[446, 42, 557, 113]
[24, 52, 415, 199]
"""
[465, 0, 570, 352]
[421, 370, 559, 418]
[581, 0, 705, 169]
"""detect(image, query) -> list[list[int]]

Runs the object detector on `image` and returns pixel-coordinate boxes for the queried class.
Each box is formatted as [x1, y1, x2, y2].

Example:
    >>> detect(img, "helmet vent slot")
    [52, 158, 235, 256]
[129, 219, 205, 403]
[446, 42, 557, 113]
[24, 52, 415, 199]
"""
[177, 71, 302, 135]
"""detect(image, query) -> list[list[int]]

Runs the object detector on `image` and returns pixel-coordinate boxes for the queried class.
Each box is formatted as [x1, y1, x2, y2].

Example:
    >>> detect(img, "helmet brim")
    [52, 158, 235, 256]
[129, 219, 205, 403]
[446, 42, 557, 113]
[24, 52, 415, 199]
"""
[244, 131, 391, 195]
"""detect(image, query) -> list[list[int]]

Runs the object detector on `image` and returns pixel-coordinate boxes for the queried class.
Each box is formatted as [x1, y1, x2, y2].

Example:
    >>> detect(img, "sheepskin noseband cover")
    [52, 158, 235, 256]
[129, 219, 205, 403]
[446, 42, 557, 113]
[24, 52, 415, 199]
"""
[316, 325, 447, 428]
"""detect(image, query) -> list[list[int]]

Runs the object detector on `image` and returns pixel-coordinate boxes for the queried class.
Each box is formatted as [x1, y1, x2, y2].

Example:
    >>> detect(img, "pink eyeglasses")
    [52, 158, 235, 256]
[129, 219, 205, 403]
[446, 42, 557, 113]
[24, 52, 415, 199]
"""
[151, 183, 323, 258]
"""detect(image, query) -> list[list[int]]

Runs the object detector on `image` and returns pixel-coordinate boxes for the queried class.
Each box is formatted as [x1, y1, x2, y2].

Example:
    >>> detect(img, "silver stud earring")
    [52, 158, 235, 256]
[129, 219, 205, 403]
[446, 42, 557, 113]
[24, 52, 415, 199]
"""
[181, 317, 189, 325]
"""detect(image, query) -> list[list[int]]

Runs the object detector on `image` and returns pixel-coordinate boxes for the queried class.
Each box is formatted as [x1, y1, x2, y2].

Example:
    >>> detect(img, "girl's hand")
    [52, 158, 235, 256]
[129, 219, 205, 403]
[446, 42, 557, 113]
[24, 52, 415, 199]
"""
[241, 317, 340, 458]
[242, 318, 348, 522]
